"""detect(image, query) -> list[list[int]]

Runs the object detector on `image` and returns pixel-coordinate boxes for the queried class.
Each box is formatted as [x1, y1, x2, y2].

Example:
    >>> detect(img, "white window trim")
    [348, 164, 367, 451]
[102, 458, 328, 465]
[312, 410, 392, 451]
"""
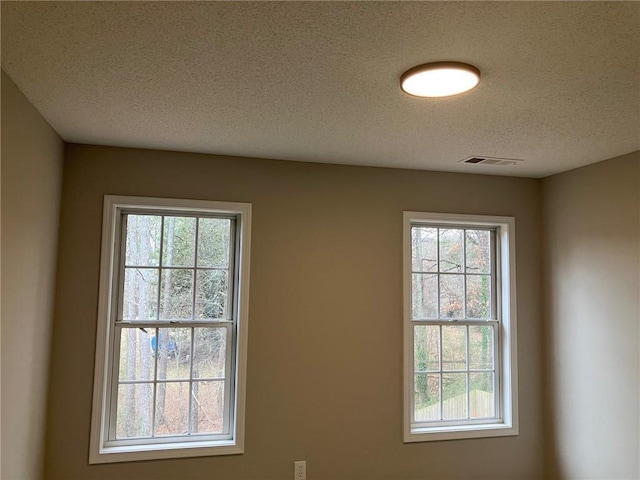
[403, 211, 518, 443]
[89, 195, 251, 464]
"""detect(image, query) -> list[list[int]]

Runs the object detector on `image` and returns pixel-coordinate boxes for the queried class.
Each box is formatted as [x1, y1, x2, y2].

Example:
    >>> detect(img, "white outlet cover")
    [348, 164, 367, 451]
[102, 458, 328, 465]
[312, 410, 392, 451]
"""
[294, 460, 306, 480]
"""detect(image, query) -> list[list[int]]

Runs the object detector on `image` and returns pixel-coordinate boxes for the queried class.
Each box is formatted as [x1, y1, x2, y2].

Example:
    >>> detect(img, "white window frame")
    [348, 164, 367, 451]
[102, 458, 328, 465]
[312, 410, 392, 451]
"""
[403, 212, 518, 442]
[89, 195, 251, 464]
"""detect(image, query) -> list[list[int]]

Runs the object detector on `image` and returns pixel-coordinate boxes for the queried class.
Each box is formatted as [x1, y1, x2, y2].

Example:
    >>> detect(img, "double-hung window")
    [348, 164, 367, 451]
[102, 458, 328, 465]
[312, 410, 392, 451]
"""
[404, 212, 518, 442]
[90, 196, 251, 463]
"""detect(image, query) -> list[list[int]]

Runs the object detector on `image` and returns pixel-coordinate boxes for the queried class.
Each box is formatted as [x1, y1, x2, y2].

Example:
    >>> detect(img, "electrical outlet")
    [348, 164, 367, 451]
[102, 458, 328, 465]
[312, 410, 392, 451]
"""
[294, 460, 306, 480]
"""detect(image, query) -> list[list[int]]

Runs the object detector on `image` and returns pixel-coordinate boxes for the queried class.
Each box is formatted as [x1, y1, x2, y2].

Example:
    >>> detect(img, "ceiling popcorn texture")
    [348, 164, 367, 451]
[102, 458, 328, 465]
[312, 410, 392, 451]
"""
[2, 1, 638, 177]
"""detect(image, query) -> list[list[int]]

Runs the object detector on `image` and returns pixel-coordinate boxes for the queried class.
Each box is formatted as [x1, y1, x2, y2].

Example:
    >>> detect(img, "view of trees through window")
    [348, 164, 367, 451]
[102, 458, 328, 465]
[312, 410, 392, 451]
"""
[115, 214, 233, 439]
[411, 226, 496, 422]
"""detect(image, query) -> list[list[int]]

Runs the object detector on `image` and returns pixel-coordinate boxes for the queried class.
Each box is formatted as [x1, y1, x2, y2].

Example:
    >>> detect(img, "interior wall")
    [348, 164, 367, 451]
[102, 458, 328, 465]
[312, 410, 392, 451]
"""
[542, 151, 640, 479]
[46, 144, 544, 480]
[1, 71, 64, 479]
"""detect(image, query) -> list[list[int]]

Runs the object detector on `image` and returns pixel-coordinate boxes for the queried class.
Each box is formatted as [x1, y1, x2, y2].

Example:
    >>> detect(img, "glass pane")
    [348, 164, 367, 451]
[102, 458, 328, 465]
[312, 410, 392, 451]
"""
[195, 270, 228, 320]
[442, 373, 468, 420]
[125, 215, 161, 266]
[411, 227, 437, 272]
[470, 372, 495, 418]
[155, 328, 191, 380]
[440, 274, 464, 318]
[198, 218, 231, 268]
[162, 216, 196, 267]
[414, 325, 440, 372]
[466, 230, 491, 274]
[412, 274, 437, 319]
[193, 328, 227, 379]
[191, 380, 225, 434]
[116, 383, 153, 438]
[119, 328, 154, 381]
[469, 326, 494, 370]
[154, 382, 189, 436]
[466, 274, 491, 319]
[123, 268, 159, 320]
[442, 325, 467, 371]
[159, 269, 194, 320]
[439, 229, 463, 273]
[414, 374, 440, 422]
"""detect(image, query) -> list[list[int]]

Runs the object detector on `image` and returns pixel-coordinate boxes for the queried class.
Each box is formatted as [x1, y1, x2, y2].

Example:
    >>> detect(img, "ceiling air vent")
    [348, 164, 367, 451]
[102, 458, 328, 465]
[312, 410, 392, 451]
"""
[460, 156, 523, 167]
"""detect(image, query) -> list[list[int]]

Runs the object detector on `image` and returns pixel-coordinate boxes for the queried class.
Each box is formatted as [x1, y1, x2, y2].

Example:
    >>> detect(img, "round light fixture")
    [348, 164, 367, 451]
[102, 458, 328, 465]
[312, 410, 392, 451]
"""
[400, 62, 480, 98]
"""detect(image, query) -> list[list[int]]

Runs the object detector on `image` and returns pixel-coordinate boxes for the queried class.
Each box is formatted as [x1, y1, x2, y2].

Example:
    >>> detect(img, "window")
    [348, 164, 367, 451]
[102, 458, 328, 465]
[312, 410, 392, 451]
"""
[90, 196, 251, 463]
[403, 212, 518, 442]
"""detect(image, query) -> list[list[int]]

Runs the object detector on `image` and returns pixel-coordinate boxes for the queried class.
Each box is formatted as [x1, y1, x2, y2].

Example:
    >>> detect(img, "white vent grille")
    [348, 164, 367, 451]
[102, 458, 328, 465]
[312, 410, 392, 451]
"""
[460, 156, 523, 166]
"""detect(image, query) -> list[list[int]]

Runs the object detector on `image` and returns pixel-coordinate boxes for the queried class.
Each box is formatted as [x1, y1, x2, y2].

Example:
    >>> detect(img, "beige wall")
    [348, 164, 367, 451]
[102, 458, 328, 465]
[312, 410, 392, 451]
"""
[46, 144, 544, 479]
[1, 71, 64, 479]
[543, 151, 640, 479]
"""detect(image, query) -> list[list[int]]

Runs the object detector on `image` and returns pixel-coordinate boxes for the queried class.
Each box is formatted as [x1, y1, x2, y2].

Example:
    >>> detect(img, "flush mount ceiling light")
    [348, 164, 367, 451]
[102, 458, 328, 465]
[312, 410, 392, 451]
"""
[400, 62, 481, 98]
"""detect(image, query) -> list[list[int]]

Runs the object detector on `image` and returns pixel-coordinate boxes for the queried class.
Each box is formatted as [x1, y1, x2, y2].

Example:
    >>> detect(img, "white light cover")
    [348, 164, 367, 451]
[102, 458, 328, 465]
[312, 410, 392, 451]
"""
[401, 63, 480, 98]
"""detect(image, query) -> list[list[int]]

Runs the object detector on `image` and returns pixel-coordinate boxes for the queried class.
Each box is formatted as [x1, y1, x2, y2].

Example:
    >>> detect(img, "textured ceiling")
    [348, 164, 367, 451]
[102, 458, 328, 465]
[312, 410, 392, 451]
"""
[2, 1, 639, 177]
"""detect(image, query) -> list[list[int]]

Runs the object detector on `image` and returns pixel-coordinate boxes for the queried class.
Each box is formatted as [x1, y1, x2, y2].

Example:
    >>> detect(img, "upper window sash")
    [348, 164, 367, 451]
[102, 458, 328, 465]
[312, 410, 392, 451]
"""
[115, 211, 237, 324]
[410, 225, 497, 321]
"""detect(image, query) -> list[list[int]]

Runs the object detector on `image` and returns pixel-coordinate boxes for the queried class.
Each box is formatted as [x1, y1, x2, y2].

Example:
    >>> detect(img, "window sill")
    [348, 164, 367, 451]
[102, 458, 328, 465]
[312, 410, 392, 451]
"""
[90, 439, 243, 464]
[405, 421, 518, 443]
